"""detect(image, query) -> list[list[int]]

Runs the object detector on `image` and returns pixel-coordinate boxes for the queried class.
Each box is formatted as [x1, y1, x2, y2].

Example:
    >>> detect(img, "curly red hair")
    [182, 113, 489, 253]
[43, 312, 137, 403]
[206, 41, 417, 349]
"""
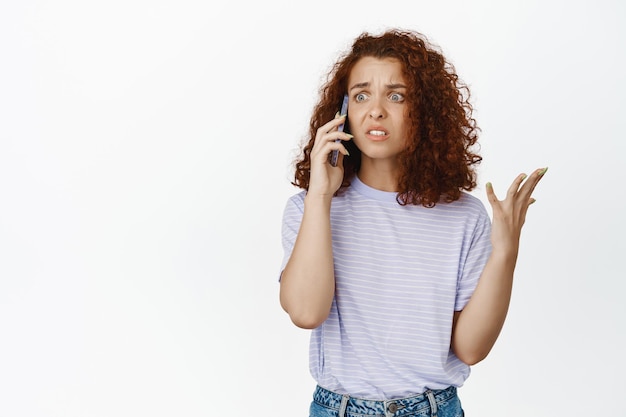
[292, 29, 482, 207]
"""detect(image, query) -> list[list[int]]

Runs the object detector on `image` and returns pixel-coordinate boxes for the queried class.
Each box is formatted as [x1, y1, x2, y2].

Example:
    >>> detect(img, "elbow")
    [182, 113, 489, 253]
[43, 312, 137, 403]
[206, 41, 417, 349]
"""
[280, 298, 328, 329]
[279, 286, 331, 329]
[456, 352, 485, 366]
[454, 347, 490, 366]
[287, 310, 328, 329]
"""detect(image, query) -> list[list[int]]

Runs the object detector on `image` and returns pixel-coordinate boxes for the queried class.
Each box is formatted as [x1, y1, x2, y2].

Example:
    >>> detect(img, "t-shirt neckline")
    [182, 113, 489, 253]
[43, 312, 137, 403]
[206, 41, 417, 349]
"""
[351, 175, 399, 203]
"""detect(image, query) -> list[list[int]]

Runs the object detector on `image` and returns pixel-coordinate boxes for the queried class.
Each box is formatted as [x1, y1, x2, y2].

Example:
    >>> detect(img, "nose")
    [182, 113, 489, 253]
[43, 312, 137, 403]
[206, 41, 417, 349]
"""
[368, 97, 386, 119]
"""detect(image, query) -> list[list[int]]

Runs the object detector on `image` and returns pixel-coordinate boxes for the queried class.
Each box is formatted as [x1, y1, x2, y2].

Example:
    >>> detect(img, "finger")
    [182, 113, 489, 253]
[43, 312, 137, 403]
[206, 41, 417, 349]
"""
[313, 117, 350, 148]
[485, 182, 499, 206]
[506, 173, 527, 198]
[517, 197, 537, 224]
[319, 114, 347, 135]
[334, 149, 346, 167]
[313, 135, 353, 156]
[321, 145, 349, 168]
[335, 143, 350, 156]
[312, 133, 353, 158]
[322, 132, 354, 143]
[311, 141, 350, 162]
[519, 167, 548, 198]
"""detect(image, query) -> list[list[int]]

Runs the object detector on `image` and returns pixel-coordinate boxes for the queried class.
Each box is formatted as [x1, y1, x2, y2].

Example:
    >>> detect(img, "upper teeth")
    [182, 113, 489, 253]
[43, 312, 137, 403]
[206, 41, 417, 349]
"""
[369, 130, 386, 136]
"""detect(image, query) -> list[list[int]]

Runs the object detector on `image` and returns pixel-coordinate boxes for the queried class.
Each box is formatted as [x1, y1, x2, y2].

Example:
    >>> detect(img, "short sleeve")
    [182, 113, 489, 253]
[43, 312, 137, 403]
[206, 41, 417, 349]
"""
[279, 192, 306, 280]
[455, 203, 492, 311]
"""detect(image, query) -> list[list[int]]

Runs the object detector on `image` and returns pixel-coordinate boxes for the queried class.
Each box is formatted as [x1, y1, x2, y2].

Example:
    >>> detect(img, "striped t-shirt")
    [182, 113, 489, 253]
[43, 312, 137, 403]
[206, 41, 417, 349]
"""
[280, 175, 492, 400]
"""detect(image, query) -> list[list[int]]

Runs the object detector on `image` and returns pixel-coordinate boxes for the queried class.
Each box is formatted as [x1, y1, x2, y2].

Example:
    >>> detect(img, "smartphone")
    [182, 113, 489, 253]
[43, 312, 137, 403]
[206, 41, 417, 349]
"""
[330, 94, 349, 167]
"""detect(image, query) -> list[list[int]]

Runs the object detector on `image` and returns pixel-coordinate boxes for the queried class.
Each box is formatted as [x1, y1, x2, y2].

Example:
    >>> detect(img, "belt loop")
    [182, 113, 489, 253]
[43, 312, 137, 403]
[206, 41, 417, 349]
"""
[338, 394, 349, 417]
[425, 390, 438, 417]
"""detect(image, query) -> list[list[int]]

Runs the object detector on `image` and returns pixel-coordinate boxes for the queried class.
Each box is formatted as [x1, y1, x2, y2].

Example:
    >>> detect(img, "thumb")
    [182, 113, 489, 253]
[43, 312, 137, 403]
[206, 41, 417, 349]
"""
[485, 182, 499, 206]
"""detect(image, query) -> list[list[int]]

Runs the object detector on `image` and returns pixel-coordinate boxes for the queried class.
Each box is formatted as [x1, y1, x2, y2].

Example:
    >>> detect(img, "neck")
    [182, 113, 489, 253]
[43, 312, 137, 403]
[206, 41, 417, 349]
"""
[358, 158, 400, 192]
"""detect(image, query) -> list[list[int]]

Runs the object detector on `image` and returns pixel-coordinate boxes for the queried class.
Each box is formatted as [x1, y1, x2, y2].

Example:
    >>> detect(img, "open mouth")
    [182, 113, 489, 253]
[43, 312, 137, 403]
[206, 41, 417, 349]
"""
[368, 130, 387, 136]
[366, 129, 389, 140]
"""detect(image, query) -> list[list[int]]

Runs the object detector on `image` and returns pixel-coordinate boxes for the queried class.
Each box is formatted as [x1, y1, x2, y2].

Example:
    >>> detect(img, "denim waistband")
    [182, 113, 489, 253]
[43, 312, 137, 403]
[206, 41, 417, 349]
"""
[312, 385, 457, 417]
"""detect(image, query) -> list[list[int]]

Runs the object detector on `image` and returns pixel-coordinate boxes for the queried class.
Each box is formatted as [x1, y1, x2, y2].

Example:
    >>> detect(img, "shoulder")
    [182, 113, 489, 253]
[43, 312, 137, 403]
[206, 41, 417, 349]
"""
[286, 190, 306, 203]
[448, 192, 488, 214]
[432, 192, 490, 228]
[283, 190, 307, 214]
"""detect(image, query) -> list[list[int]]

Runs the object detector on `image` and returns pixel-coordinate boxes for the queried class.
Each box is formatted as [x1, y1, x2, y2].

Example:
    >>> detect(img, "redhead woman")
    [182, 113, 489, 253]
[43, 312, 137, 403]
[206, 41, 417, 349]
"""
[279, 29, 546, 417]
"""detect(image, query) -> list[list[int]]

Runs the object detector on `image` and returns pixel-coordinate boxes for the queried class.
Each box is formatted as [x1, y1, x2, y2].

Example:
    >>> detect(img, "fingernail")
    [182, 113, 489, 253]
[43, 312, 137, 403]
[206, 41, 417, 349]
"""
[486, 182, 492, 188]
[521, 174, 527, 181]
[539, 167, 549, 176]
[529, 198, 537, 205]
[345, 150, 350, 156]
[345, 133, 354, 138]
[335, 111, 340, 118]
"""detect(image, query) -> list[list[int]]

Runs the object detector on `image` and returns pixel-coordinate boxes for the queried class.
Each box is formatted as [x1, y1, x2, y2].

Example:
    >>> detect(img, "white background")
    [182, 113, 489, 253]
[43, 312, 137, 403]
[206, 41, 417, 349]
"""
[1, 1, 624, 416]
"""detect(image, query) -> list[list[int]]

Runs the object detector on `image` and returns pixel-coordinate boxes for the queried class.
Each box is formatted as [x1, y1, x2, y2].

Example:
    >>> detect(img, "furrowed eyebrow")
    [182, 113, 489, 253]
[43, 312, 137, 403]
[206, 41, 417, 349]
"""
[348, 82, 407, 92]
[349, 82, 370, 92]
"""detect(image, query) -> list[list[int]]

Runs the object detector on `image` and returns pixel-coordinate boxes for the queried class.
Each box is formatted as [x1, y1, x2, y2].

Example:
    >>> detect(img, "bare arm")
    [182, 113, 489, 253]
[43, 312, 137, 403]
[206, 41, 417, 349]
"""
[279, 114, 352, 329]
[451, 167, 547, 364]
[280, 195, 335, 329]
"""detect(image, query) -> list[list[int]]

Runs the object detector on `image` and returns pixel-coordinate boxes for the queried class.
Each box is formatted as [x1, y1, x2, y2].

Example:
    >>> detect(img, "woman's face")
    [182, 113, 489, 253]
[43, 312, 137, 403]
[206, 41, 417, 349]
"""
[346, 56, 409, 166]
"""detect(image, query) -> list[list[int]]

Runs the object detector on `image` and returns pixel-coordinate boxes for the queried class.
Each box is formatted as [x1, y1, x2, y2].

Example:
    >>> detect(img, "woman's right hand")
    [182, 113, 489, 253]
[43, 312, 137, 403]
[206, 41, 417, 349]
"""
[282, 113, 351, 328]
[307, 114, 353, 198]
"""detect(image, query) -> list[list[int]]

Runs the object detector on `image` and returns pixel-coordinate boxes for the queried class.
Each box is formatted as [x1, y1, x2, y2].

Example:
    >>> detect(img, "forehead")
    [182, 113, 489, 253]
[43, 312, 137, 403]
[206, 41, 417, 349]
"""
[348, 57, 405, 85]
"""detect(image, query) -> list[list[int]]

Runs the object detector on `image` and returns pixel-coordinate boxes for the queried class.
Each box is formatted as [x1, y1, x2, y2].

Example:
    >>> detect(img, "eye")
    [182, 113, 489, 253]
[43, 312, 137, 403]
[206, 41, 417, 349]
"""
[389, 93, 405, 102]
[355, 93, 368, 102]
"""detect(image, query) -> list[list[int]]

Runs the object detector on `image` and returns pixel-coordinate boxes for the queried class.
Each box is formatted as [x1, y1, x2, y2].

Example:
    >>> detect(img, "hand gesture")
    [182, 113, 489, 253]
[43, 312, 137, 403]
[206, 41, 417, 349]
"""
[307, 113, 353, 197]
[486, 167, 548, 255]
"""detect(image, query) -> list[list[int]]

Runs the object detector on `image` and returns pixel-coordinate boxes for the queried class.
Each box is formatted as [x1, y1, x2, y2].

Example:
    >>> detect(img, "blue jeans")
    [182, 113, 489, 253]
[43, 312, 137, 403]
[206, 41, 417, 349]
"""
[309, 385, 464, 417]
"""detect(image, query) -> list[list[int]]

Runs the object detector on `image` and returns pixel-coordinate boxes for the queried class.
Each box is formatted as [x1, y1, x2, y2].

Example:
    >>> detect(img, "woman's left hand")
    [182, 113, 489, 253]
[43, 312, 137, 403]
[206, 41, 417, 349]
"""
[486, 167, 548, 255]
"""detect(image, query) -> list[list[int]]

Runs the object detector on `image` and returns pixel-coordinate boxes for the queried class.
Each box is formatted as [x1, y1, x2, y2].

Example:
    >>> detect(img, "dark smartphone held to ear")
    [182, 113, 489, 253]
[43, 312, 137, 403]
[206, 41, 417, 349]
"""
[330, 94, 349, 167]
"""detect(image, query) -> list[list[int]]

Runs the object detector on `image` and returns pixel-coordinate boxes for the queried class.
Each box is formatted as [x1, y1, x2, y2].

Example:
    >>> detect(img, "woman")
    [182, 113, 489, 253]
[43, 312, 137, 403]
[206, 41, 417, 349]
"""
[279, 29, 546, 417]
